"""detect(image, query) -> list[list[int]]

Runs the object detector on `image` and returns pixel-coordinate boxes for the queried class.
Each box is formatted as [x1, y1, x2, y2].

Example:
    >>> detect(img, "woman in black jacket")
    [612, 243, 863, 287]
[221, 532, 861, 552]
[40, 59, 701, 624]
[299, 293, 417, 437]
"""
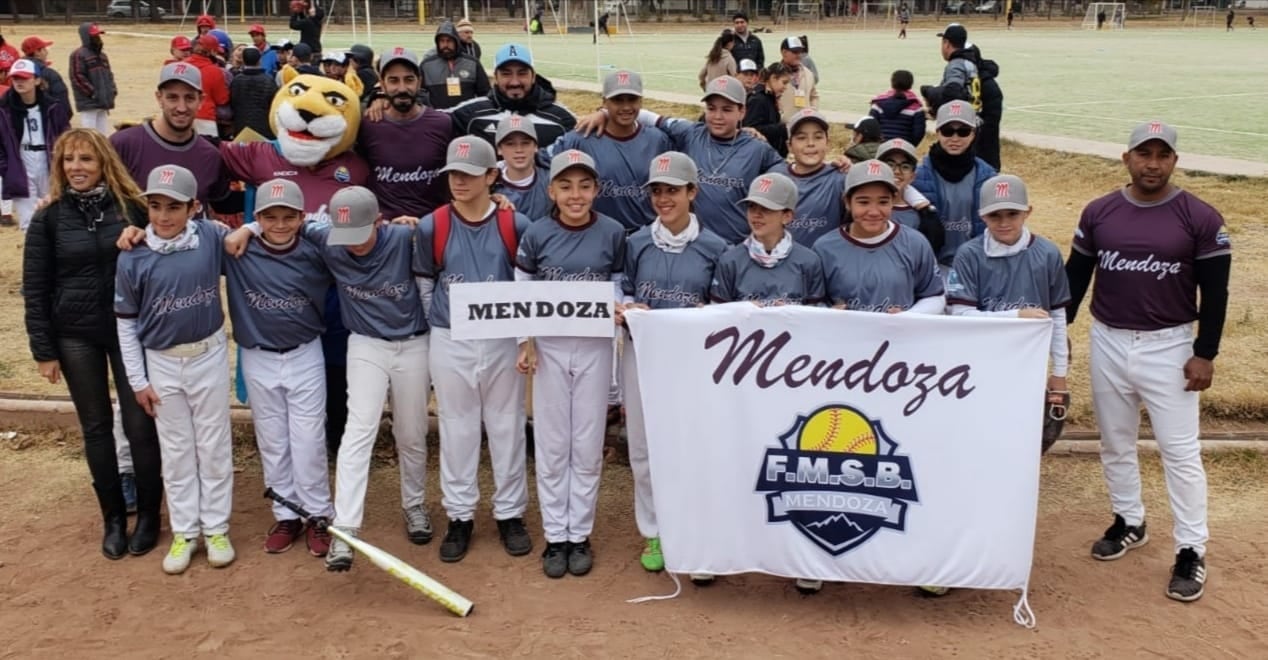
[22, 129, 162, 560]
[743, 62, 791, 157]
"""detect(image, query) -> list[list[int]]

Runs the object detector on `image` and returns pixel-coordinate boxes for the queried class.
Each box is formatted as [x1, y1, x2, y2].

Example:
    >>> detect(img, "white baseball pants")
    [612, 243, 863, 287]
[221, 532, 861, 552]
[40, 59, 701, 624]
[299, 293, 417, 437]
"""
[532, 336, 613, 544]
[1090, 320, 1208, 556]
[432, 328, 527, 522]
[620, 333, 657, 539]
[78, 109, 111, 134]
[145, 330, 234, 537]
[333, 332, 430, 531]
[112, 403, 133, 473]
[0, 178, 10, 217]
[14, 167, 51, 232]
[242, 339, 333, 521]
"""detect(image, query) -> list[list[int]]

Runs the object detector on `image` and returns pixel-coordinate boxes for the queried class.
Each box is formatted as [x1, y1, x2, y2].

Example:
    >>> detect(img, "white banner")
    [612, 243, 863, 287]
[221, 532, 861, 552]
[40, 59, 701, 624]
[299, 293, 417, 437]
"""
[626, 304, 1050, 624]
[449, 281, 617, 340]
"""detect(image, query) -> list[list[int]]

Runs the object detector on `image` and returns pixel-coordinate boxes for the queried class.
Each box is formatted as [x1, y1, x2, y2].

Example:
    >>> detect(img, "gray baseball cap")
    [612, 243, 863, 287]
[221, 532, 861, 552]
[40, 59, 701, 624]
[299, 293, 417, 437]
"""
[701, 75, 746, 105]
[738, 172, 798, 211]
[141, 164, 198, 202]
[439, 137, 498, 175]
[644, 151, 698, 187]
[844, 159, 899, 196]
[254, 178, 305, 214]
[549, 149, 599, 181]
[979, 175, 1030, 215]
[158, 61, 202, 92]
[379, 46, 420, 75]
[1127, 120, 1178, 151]
[934, 100, 978, 129]
[603, 69, 643, 98]
[877, 138, 919, 164]
[786, 108, 830, 135]
[326, 186, 380, 246]
[738, 58, 758, 73]
[495, 113, 539, 146]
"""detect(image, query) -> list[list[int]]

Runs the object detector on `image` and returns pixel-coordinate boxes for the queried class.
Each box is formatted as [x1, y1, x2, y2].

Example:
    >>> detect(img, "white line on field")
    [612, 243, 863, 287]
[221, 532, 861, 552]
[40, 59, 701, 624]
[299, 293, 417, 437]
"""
[1007, 108, 1268, 138]
[1009, 91, 1268, 110]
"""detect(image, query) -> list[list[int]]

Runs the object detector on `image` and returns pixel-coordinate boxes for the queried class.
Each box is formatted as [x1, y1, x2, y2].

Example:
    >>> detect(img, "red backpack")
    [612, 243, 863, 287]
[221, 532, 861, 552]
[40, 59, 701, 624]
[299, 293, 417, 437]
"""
[431, 204, 519, 270]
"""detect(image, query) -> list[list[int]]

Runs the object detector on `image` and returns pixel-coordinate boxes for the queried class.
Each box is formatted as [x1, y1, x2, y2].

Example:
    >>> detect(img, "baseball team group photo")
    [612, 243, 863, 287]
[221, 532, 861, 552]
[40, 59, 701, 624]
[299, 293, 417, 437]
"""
[0, 2, 1266, 656]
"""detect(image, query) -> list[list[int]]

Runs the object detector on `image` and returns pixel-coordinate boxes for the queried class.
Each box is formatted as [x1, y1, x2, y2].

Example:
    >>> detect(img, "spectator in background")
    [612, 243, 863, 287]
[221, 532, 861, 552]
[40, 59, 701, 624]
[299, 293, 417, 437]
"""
[730, 12, 764, 68]
[166, 35, 192, 64]
[0, 30, 22, 70]
[869, 69, 926, 147]
[21, 36, 71, 121]
[898, 3, 911, 39]
[230, 47, 278, 140]
[921, 24, 1003, 169]
[698, 30, 737, 91]
[196, 14, 216, 36]
[736, 58, 759, 91]
[456, 19, 483, 60]
[347, 44, 378, 105]
[248, 25, 279, 76]
[776, 36, 817, 116]
[188, 34, 230, 137]
[278, 43, 321, 85]
[291, 1, 325, 62]
[844, 116, 884, 163]
[743, 62, 790, 158]
[68, 23, 116, 134]
[421, 21, 490, 110]
[0, 59, 72, 231]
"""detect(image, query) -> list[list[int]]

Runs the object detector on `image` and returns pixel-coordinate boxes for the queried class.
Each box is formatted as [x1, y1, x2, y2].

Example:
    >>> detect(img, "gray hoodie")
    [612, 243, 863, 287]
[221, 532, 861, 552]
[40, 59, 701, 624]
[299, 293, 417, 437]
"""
[67, 23, 117, 112]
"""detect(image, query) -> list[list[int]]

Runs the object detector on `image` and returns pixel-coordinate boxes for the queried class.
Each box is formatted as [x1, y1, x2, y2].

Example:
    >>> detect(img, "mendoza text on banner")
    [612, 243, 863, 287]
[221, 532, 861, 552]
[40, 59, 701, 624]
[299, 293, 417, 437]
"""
[449, 281, 618, 340]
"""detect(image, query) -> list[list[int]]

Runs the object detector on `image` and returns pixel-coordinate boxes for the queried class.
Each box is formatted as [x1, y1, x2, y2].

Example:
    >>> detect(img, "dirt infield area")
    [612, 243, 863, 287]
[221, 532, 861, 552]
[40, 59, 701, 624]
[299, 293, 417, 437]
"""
[1, 442, 1265, 658]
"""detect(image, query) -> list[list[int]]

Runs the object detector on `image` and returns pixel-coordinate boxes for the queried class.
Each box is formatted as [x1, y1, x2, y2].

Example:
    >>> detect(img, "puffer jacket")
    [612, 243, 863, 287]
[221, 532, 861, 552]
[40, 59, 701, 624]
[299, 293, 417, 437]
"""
[229, 66, 278, 139]
[0, 88, 71, 198]
[22, 195, 148, 362]
[421, 21, 490, 110]
[743, 84, 786, 157]
[912, 151, 998, 240]
[67, 23, 116, 112]
[27, 56, 73, 119]
[450, 74, 575, 148]
[869, 89, 926, 147]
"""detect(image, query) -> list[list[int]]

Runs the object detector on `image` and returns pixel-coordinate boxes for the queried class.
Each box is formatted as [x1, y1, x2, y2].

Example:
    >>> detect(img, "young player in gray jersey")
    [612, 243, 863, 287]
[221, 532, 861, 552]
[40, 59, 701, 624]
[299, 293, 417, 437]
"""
[947, 174, 1072, 454]
[114, 165, 236, 575]
[768, 109, 845, 247]
[228, 186, 433, 571]
[542, 70, 673, 232]
[711, 172, 826, 308]
[494, 114, 552, 221]
[912, 101, 998, 273]
[411, 137, 535, 563]
[878, 138, 945, 256]
[223, 178, 335, 558]
[617, 151, 728, 573]
[814, 160, 945, 316]
[515, 150, 626, 579]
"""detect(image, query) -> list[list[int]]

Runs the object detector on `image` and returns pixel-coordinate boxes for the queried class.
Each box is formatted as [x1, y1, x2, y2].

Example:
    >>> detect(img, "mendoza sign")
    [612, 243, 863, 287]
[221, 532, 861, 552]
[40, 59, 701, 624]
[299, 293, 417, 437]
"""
[625, 304, 1050, 626]
[449, 281, 617, 341]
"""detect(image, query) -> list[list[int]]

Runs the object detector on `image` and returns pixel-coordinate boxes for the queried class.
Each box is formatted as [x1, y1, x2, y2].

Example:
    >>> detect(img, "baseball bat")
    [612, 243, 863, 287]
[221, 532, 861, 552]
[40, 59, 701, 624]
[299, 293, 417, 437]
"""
[263, 488, 474, 617]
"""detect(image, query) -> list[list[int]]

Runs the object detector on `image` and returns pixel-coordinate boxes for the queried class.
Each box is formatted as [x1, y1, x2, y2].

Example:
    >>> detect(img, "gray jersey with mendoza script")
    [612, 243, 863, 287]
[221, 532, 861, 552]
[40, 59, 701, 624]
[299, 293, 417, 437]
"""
[710, 243, 826, 306]
[115, 221, 228, 350]
[935, 176, 976, 265]
[947, 235, 1072, 312]
[304, 223, 429, 339]
[545, 126, 674, 231]
[495, 166, 552, 222]
[413, 206, 533, 329]
[622, 226, 729, 309]
[769, 162, 845, 247]
[813, 225, 943, 312]
[658, 118, 785, 244]
[516, 213, 627, 283]
[224, 238, 332, 349]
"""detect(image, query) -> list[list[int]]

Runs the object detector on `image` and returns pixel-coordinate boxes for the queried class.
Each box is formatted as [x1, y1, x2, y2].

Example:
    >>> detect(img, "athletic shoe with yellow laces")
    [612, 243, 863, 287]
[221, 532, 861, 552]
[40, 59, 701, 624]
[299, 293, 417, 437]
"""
[162, 536, 198, 575]
[206, 534, 236, 568]
[640, 537, 664, 572]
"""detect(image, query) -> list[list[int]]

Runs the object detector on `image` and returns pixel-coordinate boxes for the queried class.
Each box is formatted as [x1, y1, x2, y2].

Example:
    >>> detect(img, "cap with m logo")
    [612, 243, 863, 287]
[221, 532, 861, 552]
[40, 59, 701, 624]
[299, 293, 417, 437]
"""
[440, 135, 498, 176]
[142, 164, 198, 202]
[866, 161, 883, 176]
[844, 159, 898, 197]
[548, 149, 598, 181]
[158, 60, 203, 92]
[325, 186, 381, 247]
[255, 178, 305, 215]
[701, 75, 746, 105]
[158, 169, 176, 185]
[1127, 120, 1178, 151]
[336, 206, 351, 224]
[378, 46, 419, 75]
[978, 174, 1030, 216]
[935, 100, 978, 129]
[738, 172, 798, 211]
[602, 68, 644, 99]
[495, 113, 539, 146]
[644, 151, 699, 188]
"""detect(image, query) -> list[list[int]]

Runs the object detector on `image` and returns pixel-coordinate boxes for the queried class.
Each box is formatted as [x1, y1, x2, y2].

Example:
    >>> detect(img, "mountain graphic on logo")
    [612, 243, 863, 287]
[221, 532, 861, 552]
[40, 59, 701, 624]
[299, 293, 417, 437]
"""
[805, 513, 865, 533]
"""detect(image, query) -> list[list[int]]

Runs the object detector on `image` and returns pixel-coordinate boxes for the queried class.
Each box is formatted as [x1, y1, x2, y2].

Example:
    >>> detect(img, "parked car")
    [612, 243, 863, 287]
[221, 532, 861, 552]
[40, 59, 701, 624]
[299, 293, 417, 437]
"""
[106, 1, 166, 18]
[974, 0, 999, 12]
[945, 1, 968, 14]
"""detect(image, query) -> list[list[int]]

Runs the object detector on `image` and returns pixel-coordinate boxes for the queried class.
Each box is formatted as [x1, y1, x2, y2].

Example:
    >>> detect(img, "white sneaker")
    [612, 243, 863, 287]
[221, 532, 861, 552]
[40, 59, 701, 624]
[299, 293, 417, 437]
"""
[162, 536, 198, 575]
[795, 579, 823, 594]
[206, 534, 236, 568]
[689, 572, 716, 585]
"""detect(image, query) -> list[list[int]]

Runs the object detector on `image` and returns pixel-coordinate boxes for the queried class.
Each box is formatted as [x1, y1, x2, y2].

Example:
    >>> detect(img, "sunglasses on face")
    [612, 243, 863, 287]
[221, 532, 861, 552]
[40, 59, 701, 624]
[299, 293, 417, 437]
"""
[883, 161, 915, 173]
[938, 125, 974, 138]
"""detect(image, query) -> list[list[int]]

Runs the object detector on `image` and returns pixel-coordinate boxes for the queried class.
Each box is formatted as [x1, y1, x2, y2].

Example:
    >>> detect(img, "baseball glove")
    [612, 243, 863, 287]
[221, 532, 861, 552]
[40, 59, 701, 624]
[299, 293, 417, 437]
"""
[1042, 390, 1069, 454]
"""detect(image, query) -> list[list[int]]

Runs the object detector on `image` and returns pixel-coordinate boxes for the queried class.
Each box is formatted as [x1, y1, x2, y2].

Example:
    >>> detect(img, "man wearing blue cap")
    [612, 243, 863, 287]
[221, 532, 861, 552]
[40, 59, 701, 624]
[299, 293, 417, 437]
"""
[449, 43, 575, 149]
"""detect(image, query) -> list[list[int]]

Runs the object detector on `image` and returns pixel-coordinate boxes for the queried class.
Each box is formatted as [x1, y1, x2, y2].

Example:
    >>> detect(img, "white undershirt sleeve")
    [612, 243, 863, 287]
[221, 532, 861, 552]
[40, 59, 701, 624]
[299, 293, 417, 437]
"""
[906, 294, 946, 315]
[636, 109, 661, 128]
[514, 268, 534, 344]
[948, 303, 1019, 318]
[1050, 308, 1069, 378]
[116, 317, 150, 392]
[415, 277, 435, 316]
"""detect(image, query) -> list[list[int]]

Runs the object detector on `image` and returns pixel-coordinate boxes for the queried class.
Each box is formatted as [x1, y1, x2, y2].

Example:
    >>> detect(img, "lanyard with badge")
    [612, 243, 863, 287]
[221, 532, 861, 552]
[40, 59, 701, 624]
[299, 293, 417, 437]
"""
[446, 60, 461, 97]
[792, 69, 807, 109]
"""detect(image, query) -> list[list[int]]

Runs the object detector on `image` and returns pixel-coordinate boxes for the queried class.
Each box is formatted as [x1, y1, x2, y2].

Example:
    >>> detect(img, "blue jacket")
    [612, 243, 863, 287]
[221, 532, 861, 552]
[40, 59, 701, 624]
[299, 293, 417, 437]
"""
[869, 89, 926, 147]
[259, 47, 279, 77]
[912, 154, 997, 239]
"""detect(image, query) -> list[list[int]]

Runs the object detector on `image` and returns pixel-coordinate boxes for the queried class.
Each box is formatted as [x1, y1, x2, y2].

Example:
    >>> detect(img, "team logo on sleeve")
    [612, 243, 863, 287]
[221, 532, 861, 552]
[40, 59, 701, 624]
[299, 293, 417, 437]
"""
[1216, 225, 1231, 246]
[756, 177, 773, 193]
[336, 206, 351, 224]
[995, 181, 1010, 198]
[755, 405, 919, 556]
[158, 169, 175, 185]
[333, 165, 351, 183]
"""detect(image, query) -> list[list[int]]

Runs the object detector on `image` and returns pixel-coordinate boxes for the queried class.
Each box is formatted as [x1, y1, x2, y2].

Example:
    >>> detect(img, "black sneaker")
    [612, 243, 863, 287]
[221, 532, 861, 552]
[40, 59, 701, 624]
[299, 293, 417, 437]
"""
[1166, 548, 1207, 602]
[496, 517, 533, 557]
[438, 519, 474, 563]
[568, 539, 593, 576]
[1091, 514, 1148, 560]
[542, 541, 569, 579]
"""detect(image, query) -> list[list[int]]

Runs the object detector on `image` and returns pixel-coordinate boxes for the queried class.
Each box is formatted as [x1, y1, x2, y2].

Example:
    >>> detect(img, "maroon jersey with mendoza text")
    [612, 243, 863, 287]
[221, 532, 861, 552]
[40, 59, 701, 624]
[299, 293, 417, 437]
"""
[219, 142, 370, 223]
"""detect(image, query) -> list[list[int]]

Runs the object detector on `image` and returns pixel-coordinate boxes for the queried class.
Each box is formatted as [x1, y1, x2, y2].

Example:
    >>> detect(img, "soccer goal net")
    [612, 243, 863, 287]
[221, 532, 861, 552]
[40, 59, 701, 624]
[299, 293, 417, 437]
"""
[1183, 6, 1219, 28]
[1081, 2, 1126, 30]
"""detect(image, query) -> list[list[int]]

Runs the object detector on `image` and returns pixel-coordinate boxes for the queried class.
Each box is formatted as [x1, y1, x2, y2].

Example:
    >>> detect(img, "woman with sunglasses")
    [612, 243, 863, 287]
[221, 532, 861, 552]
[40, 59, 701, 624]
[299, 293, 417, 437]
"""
[911, 101, 998, 279]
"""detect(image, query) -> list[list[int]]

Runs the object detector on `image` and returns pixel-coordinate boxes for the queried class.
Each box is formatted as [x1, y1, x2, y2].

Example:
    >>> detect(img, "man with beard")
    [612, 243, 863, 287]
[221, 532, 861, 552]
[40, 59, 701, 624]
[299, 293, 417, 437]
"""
[455, 19, 482, 60]
[67, 23, 116, 134]
[359, 47, 454, 219]
[110, 63, 229, 217]
[730, 13, 764, 69]
[450, 44, 574, 148]
[421, 21, 490, 111]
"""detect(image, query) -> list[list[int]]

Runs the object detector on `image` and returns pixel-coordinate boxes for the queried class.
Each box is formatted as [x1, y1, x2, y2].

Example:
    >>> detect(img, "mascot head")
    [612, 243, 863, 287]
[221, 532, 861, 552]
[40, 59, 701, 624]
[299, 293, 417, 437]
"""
[270, 74, 361, 167]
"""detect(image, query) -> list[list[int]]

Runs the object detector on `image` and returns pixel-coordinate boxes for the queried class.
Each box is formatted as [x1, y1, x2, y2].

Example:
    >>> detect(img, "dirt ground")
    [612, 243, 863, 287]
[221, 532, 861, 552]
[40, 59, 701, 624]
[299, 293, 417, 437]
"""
[1, 439, 1266, 658]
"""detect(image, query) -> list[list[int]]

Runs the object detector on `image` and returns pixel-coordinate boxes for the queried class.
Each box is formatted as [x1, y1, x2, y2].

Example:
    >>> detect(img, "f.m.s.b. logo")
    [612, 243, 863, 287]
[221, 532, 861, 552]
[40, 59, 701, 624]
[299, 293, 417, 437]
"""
[755, 405, 918, 556]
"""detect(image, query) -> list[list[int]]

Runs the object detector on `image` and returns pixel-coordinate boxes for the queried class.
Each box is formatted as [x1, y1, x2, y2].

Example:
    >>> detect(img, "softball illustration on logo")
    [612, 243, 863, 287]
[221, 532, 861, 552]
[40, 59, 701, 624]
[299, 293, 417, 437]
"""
[756, 404, 919, 556]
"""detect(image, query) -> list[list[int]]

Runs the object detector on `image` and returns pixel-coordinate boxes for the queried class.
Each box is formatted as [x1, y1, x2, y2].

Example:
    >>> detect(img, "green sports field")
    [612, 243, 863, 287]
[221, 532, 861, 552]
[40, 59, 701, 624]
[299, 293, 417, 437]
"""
[327, 22, 1268, 163]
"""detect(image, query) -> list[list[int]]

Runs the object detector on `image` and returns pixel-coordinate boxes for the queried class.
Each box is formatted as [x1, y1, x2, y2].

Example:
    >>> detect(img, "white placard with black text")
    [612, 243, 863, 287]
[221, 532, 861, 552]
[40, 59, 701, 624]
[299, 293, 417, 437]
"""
[449, 281, 617, 341]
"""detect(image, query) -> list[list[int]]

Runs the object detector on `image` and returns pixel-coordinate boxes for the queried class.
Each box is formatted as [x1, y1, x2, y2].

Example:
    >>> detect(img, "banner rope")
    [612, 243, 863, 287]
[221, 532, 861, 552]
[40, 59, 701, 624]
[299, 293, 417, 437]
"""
[1013, 585, 1037, 629]
[626, 571, 683, 604]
